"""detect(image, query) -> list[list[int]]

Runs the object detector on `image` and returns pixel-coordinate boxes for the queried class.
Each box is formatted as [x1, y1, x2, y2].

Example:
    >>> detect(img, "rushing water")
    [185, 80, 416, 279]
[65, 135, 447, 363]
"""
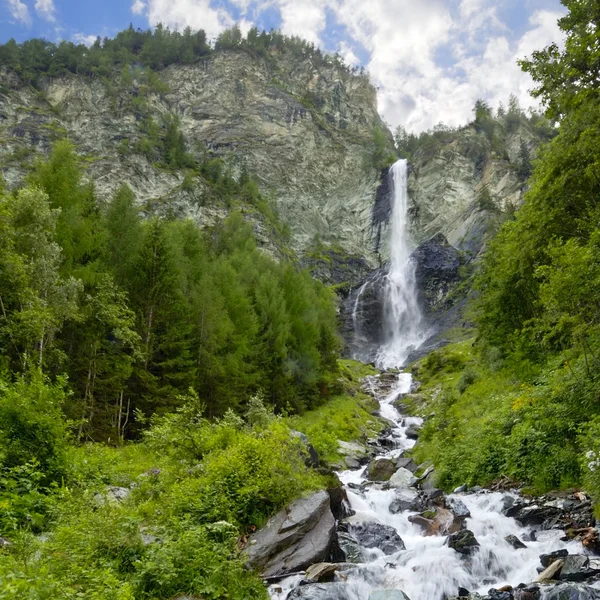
[376, 159, 427, 370]
[271, 374, 585, 600]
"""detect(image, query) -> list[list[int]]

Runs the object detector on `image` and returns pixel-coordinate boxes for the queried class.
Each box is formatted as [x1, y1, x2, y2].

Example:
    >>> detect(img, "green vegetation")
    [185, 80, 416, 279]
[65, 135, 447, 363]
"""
[410, 0, 600, 504]
[0, 24, 364, 90]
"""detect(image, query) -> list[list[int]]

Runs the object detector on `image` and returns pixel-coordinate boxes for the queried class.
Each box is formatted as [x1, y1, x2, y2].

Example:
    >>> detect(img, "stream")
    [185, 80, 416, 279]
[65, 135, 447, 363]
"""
[270, 373, 591, 600]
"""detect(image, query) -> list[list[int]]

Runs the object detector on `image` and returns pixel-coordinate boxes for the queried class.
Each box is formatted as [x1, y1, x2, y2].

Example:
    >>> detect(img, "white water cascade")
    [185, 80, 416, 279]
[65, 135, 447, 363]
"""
[376, 159, 428, 369]
[271, 375, 588, 600]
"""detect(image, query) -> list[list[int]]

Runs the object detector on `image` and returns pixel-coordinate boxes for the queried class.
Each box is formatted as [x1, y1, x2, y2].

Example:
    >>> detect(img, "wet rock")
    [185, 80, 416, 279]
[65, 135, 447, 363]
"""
[447, 497, 471, 519]
[367, 458, 397, 482]
[454, 484, 468, 493]
[541, 550, 569, 568]
[522, 531, 537, 542]
[337, 531, 364, 563]
[559, 555, 600, 582]
[488, 590, 513, 600]
[388, 468, 417, 489]
[288, 583, 350, 599]
[369, 591, 411, 600]
[504, 535, 527, 550]
[447, 529, 480, 555]
[405, 425, 420, 440]
[304, 563, 341, 583]
[513, 504, 563, 527]
[542, 584, 600, 600]
[409, 506, 462, 536]
[395, 457, 418, 473]
[389, 490, 421, 514]
[351, 522, 406, 555]
[512, 585, 540, 600]
[244, 490, 335, 577]
[328, 484, 354, 521]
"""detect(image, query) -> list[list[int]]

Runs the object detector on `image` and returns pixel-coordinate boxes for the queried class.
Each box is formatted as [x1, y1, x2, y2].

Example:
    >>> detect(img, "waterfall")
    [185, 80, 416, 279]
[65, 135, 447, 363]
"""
[376, 159, 426, 369]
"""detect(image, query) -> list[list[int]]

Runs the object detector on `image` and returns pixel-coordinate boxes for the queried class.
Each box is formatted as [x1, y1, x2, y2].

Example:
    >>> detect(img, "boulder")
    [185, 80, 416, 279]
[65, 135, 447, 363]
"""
[244, 490, 335, 577]
[447, 497, 471, 520]
[512, 585, 540, 600]
[542, 584, 600, 600]
[351, 522, 406, 555]
[388, 468, 417, 489]
[559, 555, 600, 582]
[369, 591, 411, 600]
[405, 425, 420, 440]
[409, 507, 462, 537]
[395, 457, 418, 473]
[304, 563, 341, 583]
[367, 458, 397, 482]
[504, 535, 527, 550]
[288, 583, 351, 599]
[389, 490, 420, 514]
[337, 531, 364, 563]
[488, 590, 513, 600]
[338, 441, 370, 469]
[454, 484, 468, 493]
[541, 550, 569, 568]
[447, 529, 480, 555]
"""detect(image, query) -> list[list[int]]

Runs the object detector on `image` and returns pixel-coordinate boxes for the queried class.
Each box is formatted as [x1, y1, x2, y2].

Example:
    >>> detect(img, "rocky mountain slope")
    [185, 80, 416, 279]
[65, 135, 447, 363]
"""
[0, 46, 391, 264]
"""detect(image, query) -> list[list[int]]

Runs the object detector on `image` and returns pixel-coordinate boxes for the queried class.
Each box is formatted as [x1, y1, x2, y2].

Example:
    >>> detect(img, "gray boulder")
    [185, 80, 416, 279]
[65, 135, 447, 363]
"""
[504, 534, 527, 550]
[244, 490, 335, 577]
[351, 522, 405, 555]
[369, 591, 411, 600]
[389, 490, 420, 514]
[288, 583, 350, 599]
[447, 497, 471, 519]
[388, 468, 417, 490]
[559, 555, 600, 582]
[367, 458, 397, 481]
[395, 457, 418, 472]
[543, 584, 600, 600]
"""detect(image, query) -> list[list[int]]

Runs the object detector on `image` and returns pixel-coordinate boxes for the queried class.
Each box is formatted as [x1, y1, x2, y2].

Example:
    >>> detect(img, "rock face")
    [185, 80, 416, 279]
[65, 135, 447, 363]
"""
[244, 490, 335, 577]
[349, 522, 406, 556]
[0, 48, 392, 264]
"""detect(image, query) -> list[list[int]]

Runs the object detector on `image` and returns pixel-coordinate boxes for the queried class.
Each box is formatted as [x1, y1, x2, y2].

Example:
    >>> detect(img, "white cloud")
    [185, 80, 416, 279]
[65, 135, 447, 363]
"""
[34, 0, 55, 22]
[73, 33, 98, 47]
[144, 0, 234, 40]
[6, 0, 31, 25]
[131, 0, 146, 16]
[136, 0, 566, 132]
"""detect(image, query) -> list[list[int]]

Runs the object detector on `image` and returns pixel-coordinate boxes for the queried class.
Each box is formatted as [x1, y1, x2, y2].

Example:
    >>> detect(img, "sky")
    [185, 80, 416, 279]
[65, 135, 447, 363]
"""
[0, 0, 566, 133]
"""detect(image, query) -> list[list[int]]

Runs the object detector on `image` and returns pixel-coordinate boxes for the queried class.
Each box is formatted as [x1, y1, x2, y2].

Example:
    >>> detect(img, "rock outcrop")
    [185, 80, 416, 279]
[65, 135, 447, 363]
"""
[0, 48, 392, 264]
[244, 490, 335, 577]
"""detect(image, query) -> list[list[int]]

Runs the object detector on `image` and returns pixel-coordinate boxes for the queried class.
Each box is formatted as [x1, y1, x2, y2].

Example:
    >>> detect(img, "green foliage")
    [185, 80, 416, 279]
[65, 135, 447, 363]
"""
[371, 126, 397, 171]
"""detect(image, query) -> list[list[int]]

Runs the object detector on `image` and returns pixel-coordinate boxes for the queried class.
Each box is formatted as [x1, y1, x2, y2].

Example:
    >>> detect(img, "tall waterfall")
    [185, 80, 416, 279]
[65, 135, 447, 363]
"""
[376, 159, 426, 369]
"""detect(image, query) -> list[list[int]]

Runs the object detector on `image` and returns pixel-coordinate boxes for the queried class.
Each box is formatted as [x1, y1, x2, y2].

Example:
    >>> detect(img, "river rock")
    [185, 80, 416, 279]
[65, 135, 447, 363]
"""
[388, 468, 417, 489]
[454, 484, 468, 493]
[288, 583, 350, 599]
[405, 425, 420, 440]
[389, 490, 420, 514]
[244, 490, 335, 577]
[488, 590, 513, 600]
[395, 457, 418, 472]
[512, 585, 540, 600]
[447, 497, 471, 519]
[338, 441, 370, 469]
[351, 522, 406, 555]
[542, 584, 600, 600]
[504, 535, 527, 550]
[304, 563, 341, 583]
[369, 591, 411, 600]
[447, 529, 480, 555]
[541, 550, 569, 568]
[559, 555, 600, 582]
[337, 531, 364, 563]
[367, 458, 397, 481]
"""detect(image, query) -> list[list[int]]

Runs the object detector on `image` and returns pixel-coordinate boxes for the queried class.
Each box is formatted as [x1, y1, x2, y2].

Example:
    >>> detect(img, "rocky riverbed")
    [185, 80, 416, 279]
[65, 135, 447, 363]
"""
[242, 372, 600, 600]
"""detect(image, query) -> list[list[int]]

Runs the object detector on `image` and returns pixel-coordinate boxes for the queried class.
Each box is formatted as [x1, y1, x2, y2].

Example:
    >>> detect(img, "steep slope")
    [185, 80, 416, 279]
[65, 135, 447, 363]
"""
[0, 46, 391, 264]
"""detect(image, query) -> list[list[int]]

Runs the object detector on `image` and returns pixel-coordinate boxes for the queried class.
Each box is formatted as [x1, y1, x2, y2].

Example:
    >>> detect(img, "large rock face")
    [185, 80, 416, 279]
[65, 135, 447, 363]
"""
[0, 49, 391, 264]
[244, 490, 335, 577]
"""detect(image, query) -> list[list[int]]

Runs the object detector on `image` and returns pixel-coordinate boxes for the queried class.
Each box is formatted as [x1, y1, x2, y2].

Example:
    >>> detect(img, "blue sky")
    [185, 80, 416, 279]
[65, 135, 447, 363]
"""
[1, 0, 566, 132]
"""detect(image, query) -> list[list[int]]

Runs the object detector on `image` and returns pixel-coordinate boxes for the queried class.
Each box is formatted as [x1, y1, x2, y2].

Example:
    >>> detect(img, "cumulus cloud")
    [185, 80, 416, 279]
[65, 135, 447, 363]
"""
[73, 33, 98, 47]
[34, 0, 55, 22]
[6, 0, 31, 25]
[131, 0, 146, 15]
[143, 0, 234, 40]
[136, 0, 565, 132]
